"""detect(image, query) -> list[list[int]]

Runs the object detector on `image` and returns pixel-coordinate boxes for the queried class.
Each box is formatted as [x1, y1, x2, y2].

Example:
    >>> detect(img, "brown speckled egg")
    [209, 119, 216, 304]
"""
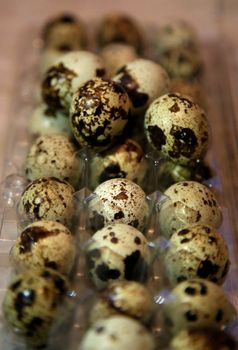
[97, 13, 143, 52]
[3, 268, 69, 348]
[164, 224, 230, 285]
[158, 47, 203, 80]
[156, 20, 199, 55]
[11, 221, 77, 276]
[158, 181, 222, 239]
[89, 280, 154, 325]
[164, 279, 236, 334]
[70, 78, 131, 150]
[25, 134, 80, 187]
[86, 223, 150, 290]
[42, 51, 105, 113]
[170, 328, 237, 350]
[18, 177, 75, 228]
[144, 93, 210, 166]
[80, 315, 155, 350]
[40, 49, 65, 76]
[89, 178, 148, 232]
[89, 138, 147, 188]
[42, 13, 87, 51]
[113, 59, 170, 112]
[100, 43, 138, 78]
[29, 104, 73, 138]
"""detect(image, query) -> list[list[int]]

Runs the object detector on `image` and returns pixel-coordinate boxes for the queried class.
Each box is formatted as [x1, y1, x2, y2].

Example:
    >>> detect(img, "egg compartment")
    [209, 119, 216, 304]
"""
[0, 10, 238, 349]
[154, 167, 238, 319]
[162, 278, 237, 343]
[136, 197, 238, 349]
[0, 172, 175, 349]
[1, 284, 78, 350]
[68, 41, 238, 348]
[153, 157, 215, 193]
[1, 254, 99, 350]
[1, 185, 233, 350]
[66, 191, 171, 349]
[73, 140, 217, 198]
[0, 189, 99, 349]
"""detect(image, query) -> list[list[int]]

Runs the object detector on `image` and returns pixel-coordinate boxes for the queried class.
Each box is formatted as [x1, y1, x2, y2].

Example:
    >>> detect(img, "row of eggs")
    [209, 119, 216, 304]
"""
[1, 11, 237, 350]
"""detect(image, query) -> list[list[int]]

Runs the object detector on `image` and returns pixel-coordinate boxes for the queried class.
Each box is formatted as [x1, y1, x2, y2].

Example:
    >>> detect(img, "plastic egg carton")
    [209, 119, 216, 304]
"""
[1, 10, 238, 349]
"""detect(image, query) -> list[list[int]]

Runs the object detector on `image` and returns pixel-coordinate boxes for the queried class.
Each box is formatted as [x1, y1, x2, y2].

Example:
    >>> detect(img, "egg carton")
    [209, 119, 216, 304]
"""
[1, 14, 238, 350]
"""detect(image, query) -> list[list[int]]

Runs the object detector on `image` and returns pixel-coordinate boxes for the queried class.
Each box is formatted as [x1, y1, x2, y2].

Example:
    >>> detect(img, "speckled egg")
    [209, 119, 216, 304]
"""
[40, 49, 65, 75]
[164, 279, 236, 334]
[97, 13, 143, 52]
[100, 43, 138, 78]
[11, 221, 77, 276]
[158, 47, 203, 80]
[164, 224, 230, 285]
[42, 13, 87, 51]
[89, 178, 148, 231]
[170, 328, 237, 350]
[86, 223, 150, 290]
[29, 104, 73, 138]
[18, 177, 75, 228]
[80, 315, 155, 350]
[113, 59, 170, 112]
[42, 51, 105, 113]
[89, 280, 154, 325]
[144, 93, 210, 166]
[156, 20, 199, 55]
[158, 181, 223, 239]
[70, 78, 131, 150]
[25, 134, 80, 187]
[89, 138, 147, 189]
[2, 268, 69, 348]
[170, 79, 203, 105]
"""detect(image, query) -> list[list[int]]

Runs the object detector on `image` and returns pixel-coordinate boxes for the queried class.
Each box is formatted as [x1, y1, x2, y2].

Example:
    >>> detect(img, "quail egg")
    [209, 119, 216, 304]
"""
[80, 315, 155, 350]
[89, 280, 154, 325]
[164, 224, 230, 285]
[42, 50, 105, 113]
[2, 268, 69, 348]
[158, 181, 223, 238]
[42, 13, 87, 51]
[40, 49, 65, 75]
[11, 221, 77, 276]
[70, 78, 131, 150]
[100, 43, 138, 78]
[97, 13, 143, 52]
[29, 104, 73, 138]
[170, 79, 203, 105]
[170, 328, 237, 350]
[156, 20, 199, 55]
[89, 138, 147, 189]
[113, 58, 170, 112]
[86, 223, 150, 290]
[144, 93, 210, 166]
[164, 279, 236, 334]
[89, 178, 148, 232]
[25, 134, 80, 187]
[18, 177, 75, 228]
[158, 47, 203, 80]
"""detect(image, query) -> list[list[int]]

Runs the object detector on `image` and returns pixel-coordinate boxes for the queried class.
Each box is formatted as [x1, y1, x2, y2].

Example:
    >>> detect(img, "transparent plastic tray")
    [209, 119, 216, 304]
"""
[0, 13, 238, 349]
